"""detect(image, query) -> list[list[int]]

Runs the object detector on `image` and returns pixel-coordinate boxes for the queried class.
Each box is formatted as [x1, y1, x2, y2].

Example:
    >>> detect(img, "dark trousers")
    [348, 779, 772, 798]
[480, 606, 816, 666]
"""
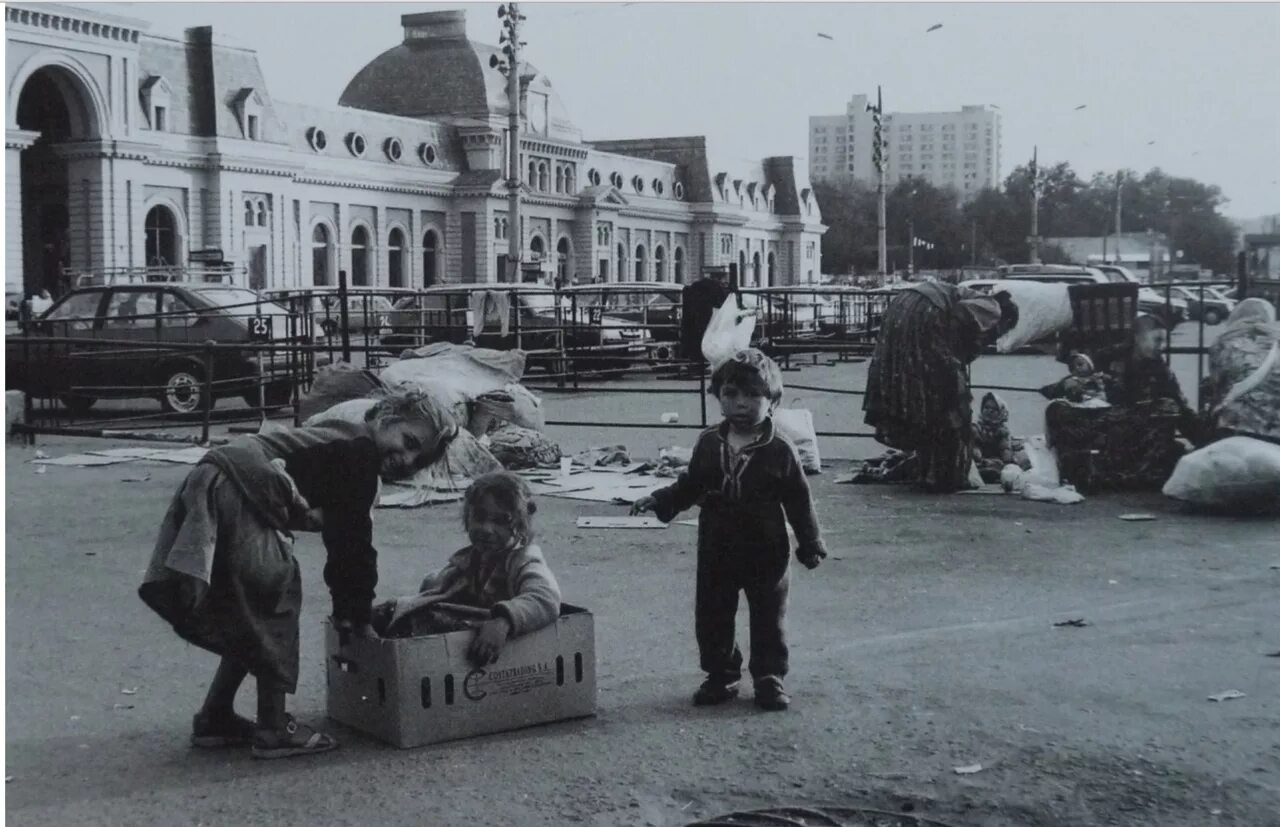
[695, 558, 789, 685]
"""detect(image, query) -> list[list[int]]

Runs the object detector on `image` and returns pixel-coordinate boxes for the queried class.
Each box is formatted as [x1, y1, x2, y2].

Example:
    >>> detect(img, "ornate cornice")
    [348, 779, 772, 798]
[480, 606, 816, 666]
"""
[520, 137, 589, 161]
[293, 175, 453, 198]
[6, 129, 42, 151]
[7, 5, 144, 45]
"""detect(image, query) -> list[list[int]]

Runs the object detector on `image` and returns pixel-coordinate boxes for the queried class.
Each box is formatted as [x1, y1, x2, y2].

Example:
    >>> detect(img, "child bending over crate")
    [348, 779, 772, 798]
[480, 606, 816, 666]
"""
[375, 471, 561, 667]
[631, 348, 826, 712]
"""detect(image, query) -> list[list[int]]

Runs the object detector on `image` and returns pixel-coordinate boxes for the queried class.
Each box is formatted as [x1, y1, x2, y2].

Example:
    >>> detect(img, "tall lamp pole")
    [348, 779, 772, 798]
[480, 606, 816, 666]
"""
[492, 4, 524, 283]
[1028, 146, 1041, 264]
[867, 86, 887, 281]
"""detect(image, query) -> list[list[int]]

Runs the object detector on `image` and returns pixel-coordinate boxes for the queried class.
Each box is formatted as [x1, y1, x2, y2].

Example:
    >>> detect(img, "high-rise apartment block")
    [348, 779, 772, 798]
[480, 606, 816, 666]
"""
[809, 95, 1002, 198]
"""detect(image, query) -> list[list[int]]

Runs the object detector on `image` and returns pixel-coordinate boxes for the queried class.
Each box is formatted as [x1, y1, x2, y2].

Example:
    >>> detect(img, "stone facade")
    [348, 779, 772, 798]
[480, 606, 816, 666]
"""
[6, 5, 824, 296]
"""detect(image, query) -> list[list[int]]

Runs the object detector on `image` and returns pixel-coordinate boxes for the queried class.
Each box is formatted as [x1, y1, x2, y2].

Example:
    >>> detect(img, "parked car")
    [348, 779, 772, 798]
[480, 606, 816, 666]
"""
[6, 283, 310, 414]
[560, 283, 682, 360]
[991, 265, 1188, 329]
[1087, 265, 1189, 327]
[263, 287, 406, 340]
[1166, 285, 1235, 325]
[383, 285, 649, 373]
[6, 288, 23, 320]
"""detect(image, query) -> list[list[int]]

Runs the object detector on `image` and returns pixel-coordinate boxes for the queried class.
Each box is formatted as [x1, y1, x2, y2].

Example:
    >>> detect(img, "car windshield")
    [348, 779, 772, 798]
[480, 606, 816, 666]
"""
[190, 288, 292, 317]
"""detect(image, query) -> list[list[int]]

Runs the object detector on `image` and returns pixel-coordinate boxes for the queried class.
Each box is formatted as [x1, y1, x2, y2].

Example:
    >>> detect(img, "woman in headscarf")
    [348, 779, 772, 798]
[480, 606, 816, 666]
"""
[1045, 314, 1200, 493]
[1200, 298, 1280, 444]
[863, 282, 1018, 493]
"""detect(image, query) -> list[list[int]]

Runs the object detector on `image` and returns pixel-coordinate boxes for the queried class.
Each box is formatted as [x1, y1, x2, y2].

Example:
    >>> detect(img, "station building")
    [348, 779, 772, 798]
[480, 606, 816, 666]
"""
[5, 5, 825, 296]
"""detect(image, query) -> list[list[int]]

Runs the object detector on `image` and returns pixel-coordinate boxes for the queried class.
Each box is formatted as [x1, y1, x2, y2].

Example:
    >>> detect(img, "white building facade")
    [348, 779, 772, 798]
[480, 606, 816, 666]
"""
[5, 5, 826, 297]
[809, 94, 1002, 198]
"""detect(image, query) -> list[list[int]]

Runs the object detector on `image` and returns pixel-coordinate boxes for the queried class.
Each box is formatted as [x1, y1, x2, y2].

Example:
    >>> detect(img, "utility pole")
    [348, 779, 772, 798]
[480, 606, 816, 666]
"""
[907, 219, 915, 276]
[867, 86, 887, 282]
[493, 4, 524, 283]
[1028, 145, 1041, 264]
[971, 220, 977, 265]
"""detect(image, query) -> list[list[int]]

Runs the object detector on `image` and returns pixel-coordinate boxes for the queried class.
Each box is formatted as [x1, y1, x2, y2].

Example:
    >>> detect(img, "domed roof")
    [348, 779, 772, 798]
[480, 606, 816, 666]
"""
[339, 10, 575, 139]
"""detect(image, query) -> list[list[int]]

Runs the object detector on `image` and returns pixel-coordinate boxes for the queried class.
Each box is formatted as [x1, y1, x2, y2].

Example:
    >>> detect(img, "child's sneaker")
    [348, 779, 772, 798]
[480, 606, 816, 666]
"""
[753, 676, 790, 711]
[692, 679, 739, 706]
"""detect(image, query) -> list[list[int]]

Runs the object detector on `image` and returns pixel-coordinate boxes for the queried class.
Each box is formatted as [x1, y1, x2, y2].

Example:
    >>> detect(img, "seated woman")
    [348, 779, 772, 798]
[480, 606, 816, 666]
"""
[1045, 314, 1200, 493]
[1200, 298, 1280, 445]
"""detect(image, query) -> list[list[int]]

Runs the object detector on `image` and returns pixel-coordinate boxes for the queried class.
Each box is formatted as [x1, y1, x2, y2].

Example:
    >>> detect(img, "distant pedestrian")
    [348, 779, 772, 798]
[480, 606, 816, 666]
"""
[631, 348, 826, 711]
[139, 390, 456, 758]
[680, 267, 730, 369]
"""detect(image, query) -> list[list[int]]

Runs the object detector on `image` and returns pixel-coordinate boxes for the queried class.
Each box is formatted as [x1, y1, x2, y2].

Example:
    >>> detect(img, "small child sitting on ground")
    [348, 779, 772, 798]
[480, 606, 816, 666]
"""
[1040, 351, 1110, 407]
[631, 348, 826, 712]
[375, 472, 561, 667]
[972, 392, 1015, 483]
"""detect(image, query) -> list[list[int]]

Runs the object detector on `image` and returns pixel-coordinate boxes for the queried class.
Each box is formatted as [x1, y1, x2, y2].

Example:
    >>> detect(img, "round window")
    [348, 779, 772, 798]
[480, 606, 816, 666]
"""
[673, 181, 685, 200]
[308, 127, 327, 152]
[385, 137, 403, 162]
[419, 143, 438, 165]
[653, 179, 664, 196]
[610, 172, 623, 189]
[347, 132, 366, 157]
[588, 168, 601, 186]
[632, 176, 645, 194]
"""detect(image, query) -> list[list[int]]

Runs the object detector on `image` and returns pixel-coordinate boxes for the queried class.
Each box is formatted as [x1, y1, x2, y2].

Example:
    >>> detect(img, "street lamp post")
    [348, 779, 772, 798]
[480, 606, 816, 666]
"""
[1028, 145, 1041, 264]
[867, 86, 887, 281]
[492, 4, 525, 283]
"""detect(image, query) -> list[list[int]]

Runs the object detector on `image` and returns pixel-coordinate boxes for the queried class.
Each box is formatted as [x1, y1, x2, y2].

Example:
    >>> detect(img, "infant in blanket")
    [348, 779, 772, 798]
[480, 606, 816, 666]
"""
[1039, 352, 1110, 407]
[373, 471, 561, 667]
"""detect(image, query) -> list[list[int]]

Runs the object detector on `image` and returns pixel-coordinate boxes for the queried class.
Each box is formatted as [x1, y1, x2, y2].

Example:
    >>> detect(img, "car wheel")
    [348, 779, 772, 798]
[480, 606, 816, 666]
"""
[159, 365, 210, 415]
[58, 394, 97, 415]
[1202, 308, 1224, 326]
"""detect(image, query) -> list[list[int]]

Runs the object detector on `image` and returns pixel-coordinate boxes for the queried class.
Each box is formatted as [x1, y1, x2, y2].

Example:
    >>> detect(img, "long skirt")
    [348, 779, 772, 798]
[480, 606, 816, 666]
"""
[863, 290, 973, 492]
[1045, 400, 1186, 492]
[139, 464, 303, 692]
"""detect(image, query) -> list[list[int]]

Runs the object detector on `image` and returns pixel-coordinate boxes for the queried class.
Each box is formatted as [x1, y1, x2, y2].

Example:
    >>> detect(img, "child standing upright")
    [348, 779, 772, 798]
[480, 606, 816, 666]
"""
[631, 348, 826, 711]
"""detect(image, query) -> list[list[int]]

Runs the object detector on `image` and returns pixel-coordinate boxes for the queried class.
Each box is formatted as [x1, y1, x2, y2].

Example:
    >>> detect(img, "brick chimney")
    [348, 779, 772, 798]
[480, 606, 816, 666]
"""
[402, 10, 467, 42]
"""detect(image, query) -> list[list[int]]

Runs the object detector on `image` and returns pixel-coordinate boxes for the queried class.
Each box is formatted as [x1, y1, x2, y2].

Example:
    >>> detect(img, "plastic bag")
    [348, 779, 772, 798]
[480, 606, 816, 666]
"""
[992, 281, 1074, 354]
[701, 300, 756, 369]
[1019, 435, 1061, 488]
[773, 408, 821, 474]
[470, 383, 545, 435]
[1162, 436, 1280, 514]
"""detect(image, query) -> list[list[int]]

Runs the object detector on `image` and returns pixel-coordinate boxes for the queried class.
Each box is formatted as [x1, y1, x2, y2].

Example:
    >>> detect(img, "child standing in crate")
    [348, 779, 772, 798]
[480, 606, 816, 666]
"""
[376, 471, 561, 667]
[631, 348, 826, 711]
[139, 390, 456, 759]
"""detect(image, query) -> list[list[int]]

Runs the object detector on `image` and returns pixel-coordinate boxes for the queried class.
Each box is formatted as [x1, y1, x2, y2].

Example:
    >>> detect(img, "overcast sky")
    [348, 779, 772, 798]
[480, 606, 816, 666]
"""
[101, 1, 1280, 218]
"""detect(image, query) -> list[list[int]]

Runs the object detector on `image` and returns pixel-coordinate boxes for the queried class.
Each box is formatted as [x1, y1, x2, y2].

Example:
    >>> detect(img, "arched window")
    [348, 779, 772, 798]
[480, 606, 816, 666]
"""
[564, 167, 575, 194]
[556, 236, 571, 283]
[674, 247, 686, 284]
[312, 223, 332, 285]
[528, 160, 537, 186]
[616, 243, 626, 283]
[422, 230, 439, 287]
[255, 200, 267, 227]
[538, 163, 549, 192]
[243, 200, 254, 227]
[145, 205, 178, 266]
[388, 228, 405, 288]
[530, 235, 545, 259]
[738, 251, 747, 286]
[555, 166, 564, 194]
[350, 225, 370, 286]
[767, 252, 776, 286]
[634, 245, 646, 282]
[752, 252, 762, 287]
[654, 245, 665, 282]
[500, 218, 509, 240]
[494, 216, 502, 238]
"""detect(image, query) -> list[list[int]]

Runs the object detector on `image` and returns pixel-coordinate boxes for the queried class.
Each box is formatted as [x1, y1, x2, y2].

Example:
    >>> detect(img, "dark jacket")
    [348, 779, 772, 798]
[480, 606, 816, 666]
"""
[651, 419, 826, 574]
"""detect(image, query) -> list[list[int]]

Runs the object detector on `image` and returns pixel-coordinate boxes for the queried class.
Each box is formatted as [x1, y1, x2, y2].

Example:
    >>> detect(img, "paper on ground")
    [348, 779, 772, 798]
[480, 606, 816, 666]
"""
[32, 453, 134, 467]
[576, 516, 667, 529]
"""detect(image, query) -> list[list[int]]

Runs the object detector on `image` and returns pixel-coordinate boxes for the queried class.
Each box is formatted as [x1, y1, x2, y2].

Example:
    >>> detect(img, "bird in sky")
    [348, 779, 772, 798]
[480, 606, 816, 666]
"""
[1147, 140, 1157, 145]
[1074, 104, 1087, 110]
[817, 32, 834, 40]
[926, 23, 943, 32]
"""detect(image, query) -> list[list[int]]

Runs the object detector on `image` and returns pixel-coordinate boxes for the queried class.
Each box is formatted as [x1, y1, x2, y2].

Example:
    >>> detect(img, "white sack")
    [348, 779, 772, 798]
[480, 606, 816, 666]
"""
[470, 383, 545, 435]
[773, 408, 821, 474]
[701, 301, 756, 369]
[1162, 436, 1280, 513]
[992, 281, 1074, 354]
[382, 343, 526, 426]
[1019, 435, 1061, 488]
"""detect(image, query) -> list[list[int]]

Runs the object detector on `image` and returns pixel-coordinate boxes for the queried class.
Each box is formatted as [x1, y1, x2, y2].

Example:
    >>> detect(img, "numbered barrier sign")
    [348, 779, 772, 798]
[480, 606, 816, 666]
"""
[249, 315, 273, 342]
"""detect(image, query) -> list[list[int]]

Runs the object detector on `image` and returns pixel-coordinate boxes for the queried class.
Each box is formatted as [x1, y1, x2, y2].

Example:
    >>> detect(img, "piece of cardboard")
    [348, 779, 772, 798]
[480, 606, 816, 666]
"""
[575, 516, 667, 529]
[325, 605, 596, 749]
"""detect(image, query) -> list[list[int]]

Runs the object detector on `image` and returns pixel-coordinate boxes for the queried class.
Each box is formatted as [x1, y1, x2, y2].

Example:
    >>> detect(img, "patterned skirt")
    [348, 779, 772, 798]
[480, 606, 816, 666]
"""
[863, 290, 973, 492]
[1045, 400, 1186, 492]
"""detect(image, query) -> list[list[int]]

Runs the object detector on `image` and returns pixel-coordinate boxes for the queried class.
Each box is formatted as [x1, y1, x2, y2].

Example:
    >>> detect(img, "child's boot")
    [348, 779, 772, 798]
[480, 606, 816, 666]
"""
[692, 678, 739, 706]
[753, 676, 790, 711]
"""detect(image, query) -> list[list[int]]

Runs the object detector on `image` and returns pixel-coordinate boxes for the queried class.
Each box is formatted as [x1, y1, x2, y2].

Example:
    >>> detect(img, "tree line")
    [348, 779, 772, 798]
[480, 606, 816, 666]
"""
[814, 163, 1240, 277]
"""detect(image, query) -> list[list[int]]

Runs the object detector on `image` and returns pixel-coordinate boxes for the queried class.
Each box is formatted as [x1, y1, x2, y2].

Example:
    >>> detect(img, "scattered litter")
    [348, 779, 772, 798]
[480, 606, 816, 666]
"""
[1118, 513, 1157, 522]
[1054, 618, 1089, 628]
[958, 486, 1004, 495]
[833, 473, 858, 485]
[112, 704, 135, 711]
[33, 453, 135, 467]
[34, 465, 47, 474]
[675, 519, 699, 527]
[1108, 580, 1119, 585]
[121, 687, 138, 695]
[120, 473, 151, 483]
[378, 487, 465, 509]
[145, 446, 209, 465]
[953, 764, 984, 775]
[1014, 521, 1024, 527]
[1269, 563, 1280, 570]
[1207, 690, 1246, 702]
[572, 445, 631, 469]
[1211, 810, 1223, 816]
[575, 516, 667, 530]
[88, 447, 170, 460]
[69, 715, 80, 721]
[1267, 651, 1280, 658]
[660, 412, 680, 424]
[34, 450, 48, 459]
